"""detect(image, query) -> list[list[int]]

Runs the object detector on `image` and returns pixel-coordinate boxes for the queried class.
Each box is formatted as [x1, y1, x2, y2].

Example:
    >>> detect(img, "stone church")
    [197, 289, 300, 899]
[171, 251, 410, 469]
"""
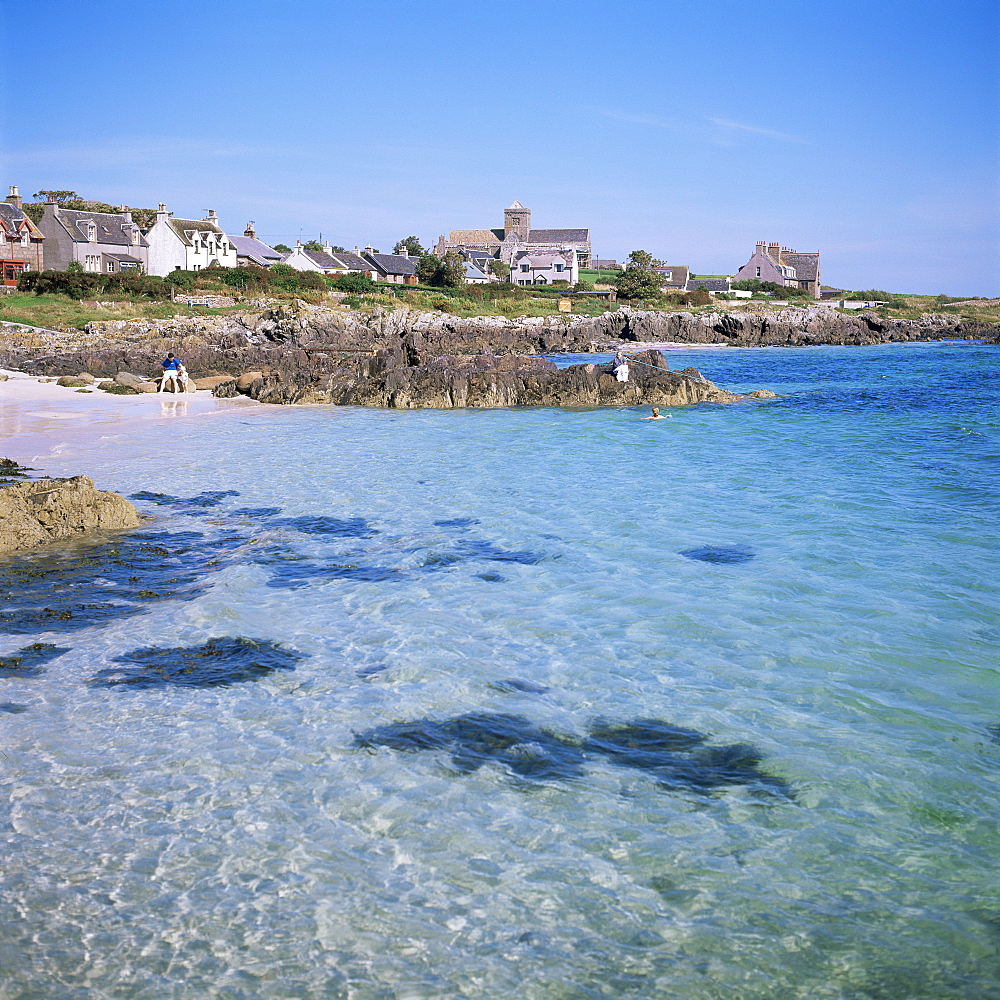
[435, 201, 591, 270]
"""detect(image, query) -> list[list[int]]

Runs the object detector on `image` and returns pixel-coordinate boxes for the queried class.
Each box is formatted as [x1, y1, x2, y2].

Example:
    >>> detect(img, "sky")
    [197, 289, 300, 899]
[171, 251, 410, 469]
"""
[2, 0, 998, 295]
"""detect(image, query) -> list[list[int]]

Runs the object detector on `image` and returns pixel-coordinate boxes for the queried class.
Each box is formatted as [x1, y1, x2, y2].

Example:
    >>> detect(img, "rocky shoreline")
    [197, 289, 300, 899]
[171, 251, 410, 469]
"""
[1, 301, 994, 408]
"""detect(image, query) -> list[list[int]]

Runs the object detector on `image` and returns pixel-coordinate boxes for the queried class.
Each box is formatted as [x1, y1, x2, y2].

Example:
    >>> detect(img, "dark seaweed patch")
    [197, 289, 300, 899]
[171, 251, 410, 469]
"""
[0, 642, 70, 677]
[488, 678, 550, 694]
[90, 636, 304, 689]
[129, 490, 241, 512]
[419, 551, 464, 571]
[0, 530, 246, 634]
[434, 518, 481, 529]
[252, 545, 402, 589]
[271, 516, 376, 538]
[458, 540, 544, 565]
[679, 546, 755, 565]
[0, 458, 36, 484]
[355, 713, 585, 782]
[986, 724, 1000, 746]
[476, 573, 506, 582]
[0, 701, 28, 713]
[355, 713, 792, 798]
[233, 507, 283, 517]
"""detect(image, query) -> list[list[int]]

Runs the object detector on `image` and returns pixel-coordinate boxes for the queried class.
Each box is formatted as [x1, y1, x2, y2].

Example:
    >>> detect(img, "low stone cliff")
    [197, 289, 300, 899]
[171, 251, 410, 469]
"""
[216, 348, 777, 409]
[0, 302, 991, 384]
[0, 474, 142, 554]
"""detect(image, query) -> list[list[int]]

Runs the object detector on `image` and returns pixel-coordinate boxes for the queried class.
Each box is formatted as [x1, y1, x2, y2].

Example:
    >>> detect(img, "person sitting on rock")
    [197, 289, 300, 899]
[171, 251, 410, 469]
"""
[159, 353, 182, 393]
[613, 350, 630, 383]
[177, 363, 191, 393]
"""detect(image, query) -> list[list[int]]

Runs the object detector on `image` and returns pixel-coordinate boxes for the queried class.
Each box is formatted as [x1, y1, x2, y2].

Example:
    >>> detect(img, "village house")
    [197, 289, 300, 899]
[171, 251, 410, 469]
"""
[687, 277, 734, 294]
[655, 264, 690, 291]
[1, 186, 44, 285]
[361, 247, 418, 285]
[282, 243, 373, 276]
[734, 240, 821, 297]
[36, 196, 147, 274]
[145, 206, 238, 275]
[511, 248, 578, 286]
[436, 200, 591, 271]
[228, 223, 283, 268]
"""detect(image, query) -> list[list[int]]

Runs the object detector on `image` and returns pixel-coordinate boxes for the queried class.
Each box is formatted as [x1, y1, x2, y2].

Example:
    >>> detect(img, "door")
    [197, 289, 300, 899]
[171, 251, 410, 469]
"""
[3, 262, 25, 286]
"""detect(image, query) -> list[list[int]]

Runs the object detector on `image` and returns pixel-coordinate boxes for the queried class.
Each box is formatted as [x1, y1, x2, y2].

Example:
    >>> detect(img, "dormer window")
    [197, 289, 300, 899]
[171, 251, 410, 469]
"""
[87, 223, 97, 242]
[132, 229, 140, 245]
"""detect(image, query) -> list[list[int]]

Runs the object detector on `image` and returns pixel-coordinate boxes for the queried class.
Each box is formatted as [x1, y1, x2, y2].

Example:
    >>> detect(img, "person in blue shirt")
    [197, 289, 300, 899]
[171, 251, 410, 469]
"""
[159, 353, 182, 393]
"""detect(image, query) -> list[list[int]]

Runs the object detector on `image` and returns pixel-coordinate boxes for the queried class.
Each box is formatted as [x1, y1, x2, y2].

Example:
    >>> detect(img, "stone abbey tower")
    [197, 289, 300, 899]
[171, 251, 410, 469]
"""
[503, 201, 530, 240]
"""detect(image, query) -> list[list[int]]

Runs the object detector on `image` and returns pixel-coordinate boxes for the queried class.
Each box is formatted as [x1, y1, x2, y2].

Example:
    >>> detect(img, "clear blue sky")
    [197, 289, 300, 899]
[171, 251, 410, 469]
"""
[3, 0, 998, 295]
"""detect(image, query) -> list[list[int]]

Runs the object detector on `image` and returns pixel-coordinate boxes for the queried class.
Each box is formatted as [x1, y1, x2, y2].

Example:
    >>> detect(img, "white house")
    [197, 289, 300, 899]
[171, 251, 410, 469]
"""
[510, 248, 577, 286]
[282, 242, 372, 276]
[145, 206, 239, 275]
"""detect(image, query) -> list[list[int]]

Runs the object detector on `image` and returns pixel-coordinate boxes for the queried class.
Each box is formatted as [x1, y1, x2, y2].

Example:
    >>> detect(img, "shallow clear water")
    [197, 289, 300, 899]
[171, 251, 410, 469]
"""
[1, 342, 998, 999]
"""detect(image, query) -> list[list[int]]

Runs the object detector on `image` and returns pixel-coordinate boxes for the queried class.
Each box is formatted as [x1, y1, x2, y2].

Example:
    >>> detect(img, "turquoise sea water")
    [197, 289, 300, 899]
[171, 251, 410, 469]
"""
[1, 342, 998, 999]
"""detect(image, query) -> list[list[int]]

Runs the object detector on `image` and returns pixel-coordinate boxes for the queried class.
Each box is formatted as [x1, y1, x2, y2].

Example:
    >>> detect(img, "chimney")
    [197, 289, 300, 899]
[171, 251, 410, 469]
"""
[244, 221, 256, 239]
[6, 185, 22, 210]
[323, 241, 332, 255]
[398, 245, 408, 258]
[206, 209, 219, 227]
[157, 203, 168, 217]
[755, 240, 766, 255]
[354, 246, 361, 256]
[767, 242, 780, 258]
[364, 245, 375, 255]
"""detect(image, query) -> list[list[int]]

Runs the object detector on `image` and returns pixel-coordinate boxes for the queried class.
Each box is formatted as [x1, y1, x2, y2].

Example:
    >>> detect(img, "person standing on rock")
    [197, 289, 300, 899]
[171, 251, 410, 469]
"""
[159, 353, 182, 393]
[613, 350, 630, 383]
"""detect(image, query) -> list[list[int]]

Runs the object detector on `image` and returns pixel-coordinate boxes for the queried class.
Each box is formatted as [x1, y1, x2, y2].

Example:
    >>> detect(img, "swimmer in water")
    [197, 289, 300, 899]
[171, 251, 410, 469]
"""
[644, 407, 667, 420]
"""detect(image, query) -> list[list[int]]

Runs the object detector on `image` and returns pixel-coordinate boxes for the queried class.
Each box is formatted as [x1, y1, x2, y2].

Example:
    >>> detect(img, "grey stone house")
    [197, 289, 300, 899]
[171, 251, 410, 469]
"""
[36, 200, 148, 273]
[734, 241, 821, 297]
[228, 223, 283, 267]
[435, 201, 591, 271]
[1, 186, 44, 284]
[655, 265, 690, 291]
[361, 249, 418, 284]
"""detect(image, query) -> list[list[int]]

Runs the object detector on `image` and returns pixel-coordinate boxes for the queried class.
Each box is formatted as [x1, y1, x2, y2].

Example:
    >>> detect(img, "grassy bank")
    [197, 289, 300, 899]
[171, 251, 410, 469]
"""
[0, 293, 241, 331]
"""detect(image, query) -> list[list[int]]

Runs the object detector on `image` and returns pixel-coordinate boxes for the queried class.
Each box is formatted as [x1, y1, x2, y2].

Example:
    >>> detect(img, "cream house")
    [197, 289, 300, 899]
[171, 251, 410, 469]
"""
[145, 205, 239, 275]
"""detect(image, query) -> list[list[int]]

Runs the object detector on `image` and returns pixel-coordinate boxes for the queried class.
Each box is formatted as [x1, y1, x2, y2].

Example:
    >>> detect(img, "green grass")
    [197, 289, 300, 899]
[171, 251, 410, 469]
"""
[579, 268, 619, 285]
[0, 293, 242, 331]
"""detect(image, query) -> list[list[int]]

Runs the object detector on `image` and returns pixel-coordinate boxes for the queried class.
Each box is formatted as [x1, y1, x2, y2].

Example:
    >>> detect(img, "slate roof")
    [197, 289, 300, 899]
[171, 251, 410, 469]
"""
[57, 208, 146, 247]
[329, 251, 370, 270]
[512, 249, 574, 267]
[0, 203, 41, 236]
[656, 264, 689, 287]
[527, 229, 590, 244]
[103, 252, 143, 263]
[300, 249, 345, 269]
[363, 252, 418, 277]
[779, 252, 819, 281]
[687, 278, 730, 292]
[464, 262, 490, 281]
[229, 234, 283, 265]
[447, 229, 502, 244]
[167, 218, 226, 246]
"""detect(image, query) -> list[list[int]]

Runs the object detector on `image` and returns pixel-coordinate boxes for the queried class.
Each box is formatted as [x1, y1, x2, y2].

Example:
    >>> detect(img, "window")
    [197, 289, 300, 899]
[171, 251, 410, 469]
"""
[755, 266, 761, 277]
[87, 224, 97, 241]
[85, 255, 100, 272]
[20, 231, 29, 247]
[555, 264, 564, 272]
[106, 260, 116, 272]
[520, 263, 529, 272]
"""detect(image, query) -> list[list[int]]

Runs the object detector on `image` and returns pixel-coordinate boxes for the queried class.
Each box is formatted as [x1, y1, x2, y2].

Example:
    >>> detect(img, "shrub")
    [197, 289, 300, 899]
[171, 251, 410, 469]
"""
[330, 273, 377, 294]
[574, 281, 594, 292]
[164, 270, 197, 291]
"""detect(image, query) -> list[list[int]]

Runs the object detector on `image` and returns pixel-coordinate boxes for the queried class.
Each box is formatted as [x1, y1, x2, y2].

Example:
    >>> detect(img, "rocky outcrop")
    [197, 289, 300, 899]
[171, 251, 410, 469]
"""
[0, 474, 142, 555]
[224, 348, 776, 409]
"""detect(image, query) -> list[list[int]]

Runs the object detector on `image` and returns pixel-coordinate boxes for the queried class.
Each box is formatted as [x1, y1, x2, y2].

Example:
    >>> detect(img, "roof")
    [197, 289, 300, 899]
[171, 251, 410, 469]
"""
[512, 249, 574, 266]
[103, 252, 143, 263]
[229, 234, 283, 264]
[0, 203, 41, 235]
[464, 262, 489, 280]
[507, 200, 527, 210]
[57, 208, 146, 247]
[447, 229, 503, 244]
[329, 251, 370, 270]
[363, 252, 418, 276]
[167, 217, 226, 246]
[527, 228, 590, 244]
[687, 278, 730, 292]
[779, 252, 819, 281]
[299, 249, 344, 269]
[656, 264, 689, 284]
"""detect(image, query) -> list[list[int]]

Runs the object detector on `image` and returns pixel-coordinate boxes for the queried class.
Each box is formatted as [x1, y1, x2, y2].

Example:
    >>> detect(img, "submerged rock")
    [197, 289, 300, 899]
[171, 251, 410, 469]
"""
[0, 529, 246, 634]
[129, 490, 241, 512]
[355, 712, 793, 798]
[0, 475, 141, 555]
[679, 546, 755, 564]
[0, 642, 70, 677]
[90, 636, 304, 689]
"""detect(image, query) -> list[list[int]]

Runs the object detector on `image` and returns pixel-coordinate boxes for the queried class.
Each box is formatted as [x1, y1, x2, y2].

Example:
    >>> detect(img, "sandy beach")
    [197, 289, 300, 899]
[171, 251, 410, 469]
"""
[0, 368, 262, 469]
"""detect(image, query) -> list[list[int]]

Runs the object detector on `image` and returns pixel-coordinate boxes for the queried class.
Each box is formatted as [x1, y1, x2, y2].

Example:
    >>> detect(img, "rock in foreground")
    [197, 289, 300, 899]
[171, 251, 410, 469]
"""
[0, 473, 142, 555]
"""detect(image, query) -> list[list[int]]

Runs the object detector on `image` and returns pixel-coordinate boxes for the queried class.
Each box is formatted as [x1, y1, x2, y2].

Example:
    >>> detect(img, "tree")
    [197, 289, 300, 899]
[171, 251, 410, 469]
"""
[615, 249, 665, 299]
[273, 244, 291, 253]
[417, 254, 441, 285]
[394, 236, 426, 257]
[487, 259, 510, 280]
[66, 260, 84, 273]
[32, 190, 77, 203]
[303, 240, 324, 251]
